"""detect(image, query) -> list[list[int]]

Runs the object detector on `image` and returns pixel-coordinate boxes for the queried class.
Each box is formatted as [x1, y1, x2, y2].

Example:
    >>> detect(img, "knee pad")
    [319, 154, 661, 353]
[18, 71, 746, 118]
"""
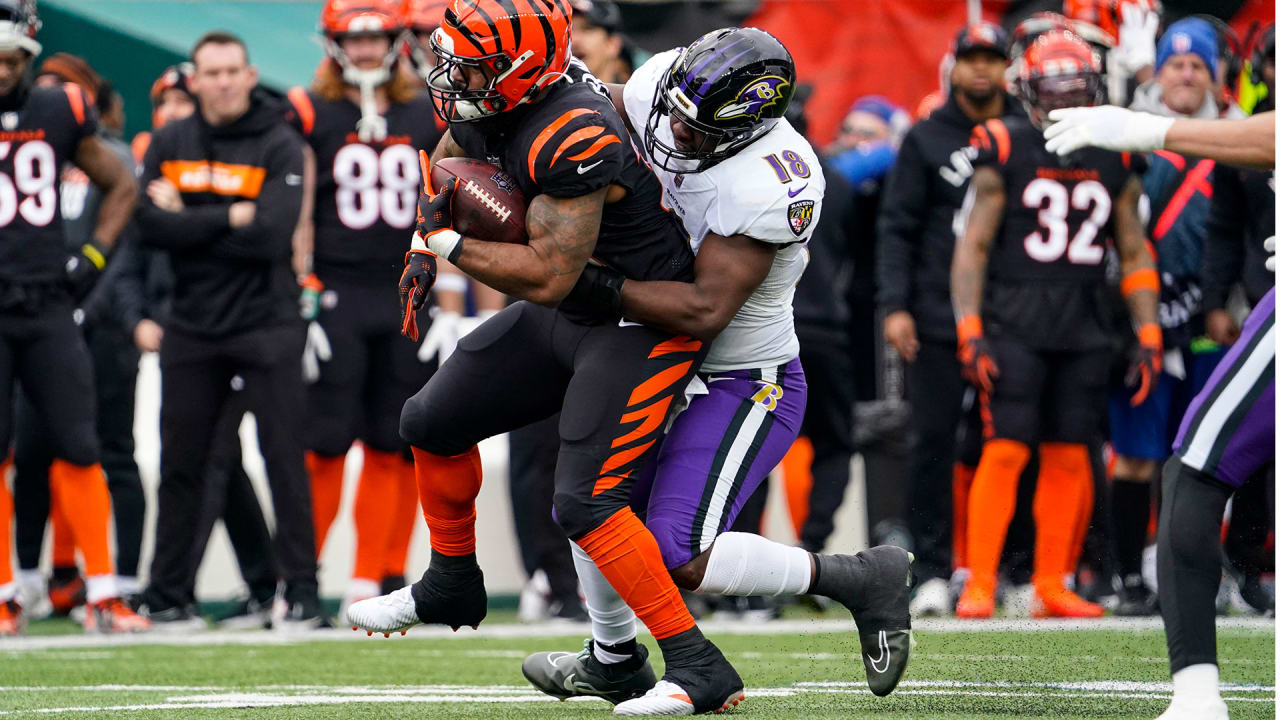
[55, 428, 100, 468]
[552, 491, 597, 541]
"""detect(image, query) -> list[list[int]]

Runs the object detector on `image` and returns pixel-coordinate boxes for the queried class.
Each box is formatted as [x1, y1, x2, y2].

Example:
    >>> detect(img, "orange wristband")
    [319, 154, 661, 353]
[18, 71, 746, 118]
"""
[1137, 322, 1162, 349]
[956, 315, 983, 344]
[1121, 268, 1159, 298]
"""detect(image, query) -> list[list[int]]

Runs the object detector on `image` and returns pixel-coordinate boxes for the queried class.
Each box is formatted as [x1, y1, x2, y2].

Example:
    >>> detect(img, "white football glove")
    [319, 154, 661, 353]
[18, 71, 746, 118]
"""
[418, 310, 460, 364]
[1265, 236, 1276, 272]
[1043, 106, 1175, 156]
[1113, 3, 1158, 75]
[302, 320, 331, 384]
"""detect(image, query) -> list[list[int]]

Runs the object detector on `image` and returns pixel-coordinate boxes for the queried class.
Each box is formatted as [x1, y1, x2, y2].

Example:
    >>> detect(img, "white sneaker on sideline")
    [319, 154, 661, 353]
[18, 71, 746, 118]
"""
[909, 577, 951, 617]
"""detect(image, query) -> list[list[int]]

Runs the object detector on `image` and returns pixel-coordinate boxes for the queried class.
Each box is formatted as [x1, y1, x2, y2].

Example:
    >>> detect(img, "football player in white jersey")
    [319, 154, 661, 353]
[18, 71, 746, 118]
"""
[522, 27, 914, 715]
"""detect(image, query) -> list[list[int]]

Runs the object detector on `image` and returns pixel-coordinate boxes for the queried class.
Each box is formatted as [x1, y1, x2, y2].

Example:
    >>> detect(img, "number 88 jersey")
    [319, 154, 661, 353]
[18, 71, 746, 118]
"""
[971, 115, 1140, 284]
[285, 88, 443, 285]
[0, 84, 97, 284]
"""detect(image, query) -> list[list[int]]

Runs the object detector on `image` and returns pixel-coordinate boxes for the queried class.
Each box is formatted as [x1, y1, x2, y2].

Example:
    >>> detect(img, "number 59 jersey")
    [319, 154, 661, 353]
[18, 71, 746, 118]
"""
[286, 89, 443, 285]
[623, 50, 825, 373]
[0, 84, 97, 284]
[970, 116, 1143, 349]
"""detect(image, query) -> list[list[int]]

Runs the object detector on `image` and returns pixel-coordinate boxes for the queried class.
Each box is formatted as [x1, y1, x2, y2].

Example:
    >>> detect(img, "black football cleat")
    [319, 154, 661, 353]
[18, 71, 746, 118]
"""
[821, 545, 915, 696]
[522, 639, 657, 705]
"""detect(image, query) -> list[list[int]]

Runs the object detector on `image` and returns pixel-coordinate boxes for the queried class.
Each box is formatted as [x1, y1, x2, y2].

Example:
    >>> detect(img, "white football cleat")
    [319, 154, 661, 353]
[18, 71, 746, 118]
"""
[347, 586, 420, 636]
[613, 680, 743, 716]
[1155, 698, 1229, 720]
[340, 579, 381, 628]
[909, 577, 951, 617]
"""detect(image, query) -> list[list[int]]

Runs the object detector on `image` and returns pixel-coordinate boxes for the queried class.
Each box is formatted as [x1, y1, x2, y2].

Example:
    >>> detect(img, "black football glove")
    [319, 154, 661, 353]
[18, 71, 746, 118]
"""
[1126, 323, 1163, 406]
[560, 263, 625, 325]
[399, 248, 438, 342]
[65, 242, 107, 302]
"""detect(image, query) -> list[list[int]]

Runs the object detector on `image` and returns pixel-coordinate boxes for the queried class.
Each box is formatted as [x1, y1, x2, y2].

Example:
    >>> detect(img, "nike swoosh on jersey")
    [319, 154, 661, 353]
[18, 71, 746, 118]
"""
[618, 318, 642, 328]
[578, 160, 603, 174]
[787, 183, 808, 198]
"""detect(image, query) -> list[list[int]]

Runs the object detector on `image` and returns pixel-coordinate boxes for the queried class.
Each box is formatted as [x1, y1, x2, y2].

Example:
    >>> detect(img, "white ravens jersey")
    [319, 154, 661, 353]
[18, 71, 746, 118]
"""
[623, 49, 824, 373]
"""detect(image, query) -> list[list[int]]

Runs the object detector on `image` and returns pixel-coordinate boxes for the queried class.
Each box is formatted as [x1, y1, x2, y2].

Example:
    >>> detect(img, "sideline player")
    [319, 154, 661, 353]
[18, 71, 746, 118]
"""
[0, 0, 147, 634]
[284, 0, 442, 618]
[521, 28, 912, 712]
[347, 0, 745, 713]
[949, 30, 1160, 619]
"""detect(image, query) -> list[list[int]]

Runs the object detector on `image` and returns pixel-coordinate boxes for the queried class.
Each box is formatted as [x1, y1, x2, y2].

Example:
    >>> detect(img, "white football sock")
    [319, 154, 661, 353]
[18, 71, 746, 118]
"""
[1171, 663, 1221, 702]
[85, 574, 118, 605]
[696, 532, 812, 596]
[116, 575, 141, 597]
[571, 541, 637, 660]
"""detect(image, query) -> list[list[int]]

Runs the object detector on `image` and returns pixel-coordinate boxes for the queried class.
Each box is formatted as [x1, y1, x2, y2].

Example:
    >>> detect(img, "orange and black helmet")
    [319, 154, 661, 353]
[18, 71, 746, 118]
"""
[320, 0, 407, 84]
[1017, 29, 1104, 128]
[1064, 0, 1159, 45]
[426, 0, 572, 122]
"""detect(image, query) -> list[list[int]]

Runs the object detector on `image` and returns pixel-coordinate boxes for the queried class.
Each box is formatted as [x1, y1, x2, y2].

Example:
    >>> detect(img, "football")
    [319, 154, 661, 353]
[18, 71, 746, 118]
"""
[430, 157, 528, 245]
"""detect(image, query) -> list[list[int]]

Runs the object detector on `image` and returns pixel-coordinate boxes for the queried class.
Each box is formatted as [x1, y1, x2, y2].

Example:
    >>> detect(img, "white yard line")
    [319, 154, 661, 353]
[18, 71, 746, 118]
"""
[0, 616, 1272, 651]
[0, 681, 1272, 716]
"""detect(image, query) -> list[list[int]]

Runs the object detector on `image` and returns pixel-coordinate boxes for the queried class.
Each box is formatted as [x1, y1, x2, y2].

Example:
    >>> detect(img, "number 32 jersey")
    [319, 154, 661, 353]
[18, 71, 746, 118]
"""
[0, 84, 97, 284]
[971, 115, 1141, 350]
[623, 50, 825, 373]
[286, 89, 443, 285]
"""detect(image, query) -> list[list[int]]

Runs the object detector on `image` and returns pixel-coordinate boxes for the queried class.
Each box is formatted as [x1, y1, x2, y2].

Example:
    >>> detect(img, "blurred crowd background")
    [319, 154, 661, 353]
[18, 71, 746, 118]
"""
[8, 0, 1275, 631]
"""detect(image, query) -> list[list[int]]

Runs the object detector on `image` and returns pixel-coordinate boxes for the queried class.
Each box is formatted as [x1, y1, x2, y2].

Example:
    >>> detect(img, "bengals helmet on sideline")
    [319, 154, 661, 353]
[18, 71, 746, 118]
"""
[320, 0, 407, 86]
[426, 0, 572, 121]
[1017, 29, 1105, 129]
[1063, 0, 1159, 45]
[0, 0, 41, 56]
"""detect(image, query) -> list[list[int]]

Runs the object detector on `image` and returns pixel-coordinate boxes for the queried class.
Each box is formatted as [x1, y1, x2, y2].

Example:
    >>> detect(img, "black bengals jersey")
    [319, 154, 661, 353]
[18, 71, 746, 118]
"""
[285, 88, 444, 285]
[971, 116, 1142, 350]
[0, 83, 97, 283]
[449, 62, 694, 289]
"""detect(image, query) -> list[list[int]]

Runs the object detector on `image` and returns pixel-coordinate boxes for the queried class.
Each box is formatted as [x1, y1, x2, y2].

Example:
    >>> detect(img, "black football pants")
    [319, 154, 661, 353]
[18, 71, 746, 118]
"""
[792, 331, 856, 553]
[401, 301, 705, 542]
[145, 323, 315, 611]
[13, 323, 146, 577]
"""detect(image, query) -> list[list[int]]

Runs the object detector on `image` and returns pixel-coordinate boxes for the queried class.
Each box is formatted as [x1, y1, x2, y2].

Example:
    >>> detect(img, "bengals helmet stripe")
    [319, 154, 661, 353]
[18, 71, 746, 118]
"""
[528, 108, 597, 181]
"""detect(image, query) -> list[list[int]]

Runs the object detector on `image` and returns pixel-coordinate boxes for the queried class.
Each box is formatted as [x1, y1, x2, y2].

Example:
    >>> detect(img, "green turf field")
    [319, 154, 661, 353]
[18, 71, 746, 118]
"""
[1, 617, 1273, 719]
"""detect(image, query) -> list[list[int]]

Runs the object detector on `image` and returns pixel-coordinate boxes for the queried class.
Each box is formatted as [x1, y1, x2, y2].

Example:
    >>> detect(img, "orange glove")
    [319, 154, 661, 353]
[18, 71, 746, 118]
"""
[956, 315, 999, 394]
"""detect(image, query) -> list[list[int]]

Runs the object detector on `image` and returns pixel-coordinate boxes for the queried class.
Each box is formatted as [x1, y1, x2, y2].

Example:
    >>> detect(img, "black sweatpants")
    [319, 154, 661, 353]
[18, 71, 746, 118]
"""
[187, 387, 279, 607]
[146, 323, 315, 611]
[400, 301, 705, 541]
[507, 413, 579, 607]
[13, 323, 146, 576]
[793, 332, 856, 553]
[905, 339, 983, 582]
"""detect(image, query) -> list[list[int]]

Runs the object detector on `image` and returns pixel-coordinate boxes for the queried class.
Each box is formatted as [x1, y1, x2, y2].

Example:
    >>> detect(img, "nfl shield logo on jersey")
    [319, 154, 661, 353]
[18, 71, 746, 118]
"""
[787, 199, 814, 236]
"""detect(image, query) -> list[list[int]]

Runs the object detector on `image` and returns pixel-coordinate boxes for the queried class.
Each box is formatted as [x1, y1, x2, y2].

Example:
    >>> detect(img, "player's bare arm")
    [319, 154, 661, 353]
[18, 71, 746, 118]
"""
[1111, 176, 1159, 328]
[293, 144, 316, 275]
[1161, 112, 1275, 170]
[950, 165, 1005, 321]
[75, 134, 137, 250]
[429, 128, 466, 165]
[615, 232, 777, 341]
[445, 188, 606, 306]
